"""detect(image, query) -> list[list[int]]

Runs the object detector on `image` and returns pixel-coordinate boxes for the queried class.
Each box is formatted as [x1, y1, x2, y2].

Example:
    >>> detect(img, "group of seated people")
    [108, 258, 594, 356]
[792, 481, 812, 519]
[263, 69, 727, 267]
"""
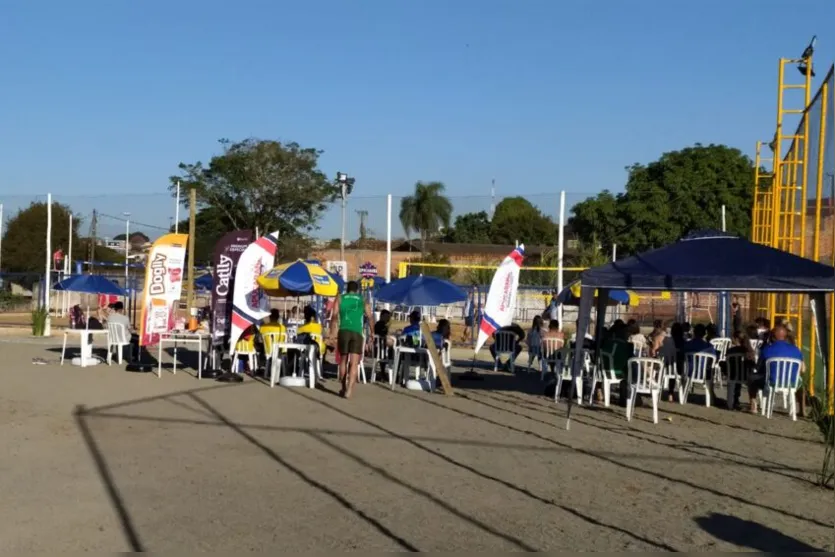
[237, 305, 324, 374]
[485, 311, 804, 412]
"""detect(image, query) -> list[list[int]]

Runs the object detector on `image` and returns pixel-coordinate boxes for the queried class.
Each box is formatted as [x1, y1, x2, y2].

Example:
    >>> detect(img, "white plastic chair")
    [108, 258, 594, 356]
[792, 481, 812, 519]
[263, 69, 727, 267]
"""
[264, 333, 287, 387]
[680, 352, 718, 407]
[710, 337, 731, 387]
[306, 333, 325, 381]
[264, 332, 287, 387]
[588, 350, 621, 407]
[106, 322, 131, 365]
[626, 357, 663, 423]
[725, 353, 748, 409]
[762, 357, 803, 420]
[539, 337, 564, 381]
[660, 358, 680, 402]
[749, 339, 763, 363]
[441, 339, 452, 369]
[368, 335, 392, 383]
[493, 331, 518, 372]
[555, 348, 586, 405]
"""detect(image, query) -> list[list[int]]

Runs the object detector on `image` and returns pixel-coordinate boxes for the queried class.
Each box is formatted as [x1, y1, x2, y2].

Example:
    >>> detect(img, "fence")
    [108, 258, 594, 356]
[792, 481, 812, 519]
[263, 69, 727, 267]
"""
[749, 58, 835, 408]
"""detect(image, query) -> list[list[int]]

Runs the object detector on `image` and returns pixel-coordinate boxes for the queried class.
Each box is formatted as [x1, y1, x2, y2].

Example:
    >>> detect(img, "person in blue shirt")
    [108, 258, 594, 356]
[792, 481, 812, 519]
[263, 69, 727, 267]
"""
[681, 324, 719, 401]
[401, 310, 422, 347]
[431, 319, 451, 349]
[748, 325, 803, 414]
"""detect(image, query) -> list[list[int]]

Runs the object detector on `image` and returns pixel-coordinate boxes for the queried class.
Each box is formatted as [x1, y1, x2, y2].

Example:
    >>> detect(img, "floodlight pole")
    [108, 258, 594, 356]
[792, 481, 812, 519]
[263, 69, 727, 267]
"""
[44, 194, 52, 336]
[340, 182, 347, 262]
[557, 190, 566, 329]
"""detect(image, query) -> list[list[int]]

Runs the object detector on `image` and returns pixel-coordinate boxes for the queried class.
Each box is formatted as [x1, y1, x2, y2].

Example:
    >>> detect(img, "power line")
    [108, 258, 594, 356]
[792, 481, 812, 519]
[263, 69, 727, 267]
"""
[97, 212, 169, 232]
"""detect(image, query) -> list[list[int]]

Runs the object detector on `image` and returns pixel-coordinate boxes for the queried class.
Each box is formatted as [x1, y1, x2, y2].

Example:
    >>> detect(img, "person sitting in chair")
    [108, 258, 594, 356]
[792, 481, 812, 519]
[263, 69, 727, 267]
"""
[490, 323, 525, 371]
[402, 310, 422, 347]
[104, 301, 137, 361]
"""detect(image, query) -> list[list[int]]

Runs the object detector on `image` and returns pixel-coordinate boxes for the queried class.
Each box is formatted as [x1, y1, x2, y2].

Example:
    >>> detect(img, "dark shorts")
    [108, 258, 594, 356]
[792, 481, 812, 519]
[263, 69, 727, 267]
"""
[338, 330, 364, 355]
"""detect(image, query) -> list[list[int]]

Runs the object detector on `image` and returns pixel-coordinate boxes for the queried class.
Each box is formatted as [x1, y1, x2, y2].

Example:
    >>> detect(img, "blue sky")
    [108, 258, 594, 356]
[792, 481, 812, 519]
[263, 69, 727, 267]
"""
[0, 0, 833, 242]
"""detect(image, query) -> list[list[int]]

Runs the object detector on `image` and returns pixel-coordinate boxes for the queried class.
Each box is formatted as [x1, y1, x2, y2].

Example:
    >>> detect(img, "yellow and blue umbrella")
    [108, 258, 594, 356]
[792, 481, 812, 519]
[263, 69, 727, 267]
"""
[257, 259, 340, 297]
[556, 280, 639, 306]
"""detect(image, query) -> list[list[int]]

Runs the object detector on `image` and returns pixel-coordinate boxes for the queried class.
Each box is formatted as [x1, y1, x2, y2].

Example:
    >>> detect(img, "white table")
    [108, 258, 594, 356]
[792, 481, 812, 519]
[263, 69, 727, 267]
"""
[158, 331, 210, 379]
[61, 329, 109, 367]
[270, 342, 317, 388]
[392, 345, 435, 390]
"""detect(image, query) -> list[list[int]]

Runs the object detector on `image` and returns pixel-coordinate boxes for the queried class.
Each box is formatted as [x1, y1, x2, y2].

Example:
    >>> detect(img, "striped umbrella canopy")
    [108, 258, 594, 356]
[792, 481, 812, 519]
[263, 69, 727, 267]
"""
[257, 259, 340, 297]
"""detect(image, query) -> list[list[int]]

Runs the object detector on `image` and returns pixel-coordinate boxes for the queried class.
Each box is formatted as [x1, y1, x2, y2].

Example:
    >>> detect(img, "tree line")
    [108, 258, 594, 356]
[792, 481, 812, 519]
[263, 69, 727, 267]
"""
[0, 139, 756, 274]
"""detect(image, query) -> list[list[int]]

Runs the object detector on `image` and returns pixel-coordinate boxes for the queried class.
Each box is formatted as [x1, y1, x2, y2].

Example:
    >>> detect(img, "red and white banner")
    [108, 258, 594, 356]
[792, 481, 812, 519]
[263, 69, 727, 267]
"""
[474, 244, 525, 354]
[228, 231, 278, 355]
[138, 233, 188, 346]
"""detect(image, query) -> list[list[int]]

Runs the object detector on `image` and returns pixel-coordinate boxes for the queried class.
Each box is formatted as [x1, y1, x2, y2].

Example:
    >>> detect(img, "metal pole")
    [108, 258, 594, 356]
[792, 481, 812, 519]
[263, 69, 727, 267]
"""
[175, 180, 181, 233]
[340, 183, 347, 262]
[186, 186, 197, 316]
[68, 213, 73, 275]
[65, 214, 73, 316]
[557, 190, 566, 329]
[44, 194, 52, 336]
[612, 244, 617, 261]
[0, 202, 3, 273]
[385, 193, 392, 283]
[721, 205, 727, 232]
[124, 213, 130, 292]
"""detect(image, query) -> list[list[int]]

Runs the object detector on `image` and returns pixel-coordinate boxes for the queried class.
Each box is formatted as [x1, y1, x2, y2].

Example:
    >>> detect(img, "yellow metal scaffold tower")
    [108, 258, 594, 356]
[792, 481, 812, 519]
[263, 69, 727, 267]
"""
[750, 140, 773, 318]
[767, 53, 813, 347]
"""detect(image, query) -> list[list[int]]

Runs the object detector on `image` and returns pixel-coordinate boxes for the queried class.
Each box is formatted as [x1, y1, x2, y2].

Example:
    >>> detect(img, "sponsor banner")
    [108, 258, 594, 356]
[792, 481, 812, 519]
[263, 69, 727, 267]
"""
[228, 231, 279, 355]
[138, 233, 188, 346]
[474, 245, 525, 354]
[210, 230, 254, 345]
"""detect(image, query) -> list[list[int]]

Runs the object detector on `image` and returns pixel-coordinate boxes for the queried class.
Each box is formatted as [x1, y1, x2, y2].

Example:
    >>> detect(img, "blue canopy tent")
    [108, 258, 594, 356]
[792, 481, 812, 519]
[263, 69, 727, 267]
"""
[566, 229, 835, 428]
[375, 275, 468, 306]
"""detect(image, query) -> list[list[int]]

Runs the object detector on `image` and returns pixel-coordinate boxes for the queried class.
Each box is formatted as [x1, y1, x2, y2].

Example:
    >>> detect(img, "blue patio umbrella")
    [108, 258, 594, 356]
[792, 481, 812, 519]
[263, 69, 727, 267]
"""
[195, 274, 213, 291]
[328, 270, 345, 291]
[53, 274, 126, 296]
[375, 275, 467, 306]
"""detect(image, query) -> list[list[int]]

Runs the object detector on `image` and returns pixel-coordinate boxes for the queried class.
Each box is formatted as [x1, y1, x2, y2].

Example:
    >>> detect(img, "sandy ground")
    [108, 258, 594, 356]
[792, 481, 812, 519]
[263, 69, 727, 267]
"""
[0, 336, 833, 552]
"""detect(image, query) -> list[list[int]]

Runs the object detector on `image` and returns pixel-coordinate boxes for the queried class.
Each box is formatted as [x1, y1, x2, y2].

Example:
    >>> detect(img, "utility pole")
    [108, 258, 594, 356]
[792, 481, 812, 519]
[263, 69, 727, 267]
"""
[356, 209, 368, 241]
[123, 212, 131, 291]
[336, 172, 355, 261]
[88, 209, 98, 272]
[0, 203, 4, 273]
[185, 186, 197, 316]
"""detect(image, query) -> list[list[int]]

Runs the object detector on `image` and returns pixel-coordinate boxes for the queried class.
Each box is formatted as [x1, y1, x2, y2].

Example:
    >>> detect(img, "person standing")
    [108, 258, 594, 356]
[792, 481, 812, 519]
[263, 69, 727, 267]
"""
[330, 281, 375, 399]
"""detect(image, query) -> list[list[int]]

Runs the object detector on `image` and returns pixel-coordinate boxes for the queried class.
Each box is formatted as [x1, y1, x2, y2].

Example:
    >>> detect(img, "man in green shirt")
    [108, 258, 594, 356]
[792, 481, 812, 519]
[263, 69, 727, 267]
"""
[330, 280, 375, 398]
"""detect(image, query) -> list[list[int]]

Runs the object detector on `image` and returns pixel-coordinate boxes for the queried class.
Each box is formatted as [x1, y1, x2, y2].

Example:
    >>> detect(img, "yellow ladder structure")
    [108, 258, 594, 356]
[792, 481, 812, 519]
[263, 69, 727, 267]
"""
[749, 140, 773, 318]
[768, 55, 813, 349]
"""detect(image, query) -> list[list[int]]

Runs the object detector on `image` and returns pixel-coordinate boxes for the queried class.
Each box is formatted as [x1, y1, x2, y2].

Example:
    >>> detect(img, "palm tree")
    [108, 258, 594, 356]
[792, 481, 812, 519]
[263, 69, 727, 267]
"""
[399, 181, 453, 252]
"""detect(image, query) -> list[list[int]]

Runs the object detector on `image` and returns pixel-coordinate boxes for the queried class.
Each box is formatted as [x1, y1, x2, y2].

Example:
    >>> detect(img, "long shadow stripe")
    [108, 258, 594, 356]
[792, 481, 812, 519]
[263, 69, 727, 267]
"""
[74, 405, 145, 552]
[386, 388, 831, 530]
[185, 393, 419, 551]
[288, 388, 676, 551]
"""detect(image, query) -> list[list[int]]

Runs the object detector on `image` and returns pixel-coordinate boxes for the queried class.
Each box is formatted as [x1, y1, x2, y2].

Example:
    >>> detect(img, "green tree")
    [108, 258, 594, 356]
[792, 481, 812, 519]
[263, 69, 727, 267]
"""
[490, 197, 556, 245]
[170, 138, 338, 240]
[569, 191, 622, 253]
[399, 181, 453, 252]
[569, 144, 755, 255]
[1, 202, 80, 273]
[77, 238, 124, 266]
[171, 206, 232, 265]
[446, 211, 491, 243]
[407, 251, 455, 280]
[575, 235, 611, 267]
